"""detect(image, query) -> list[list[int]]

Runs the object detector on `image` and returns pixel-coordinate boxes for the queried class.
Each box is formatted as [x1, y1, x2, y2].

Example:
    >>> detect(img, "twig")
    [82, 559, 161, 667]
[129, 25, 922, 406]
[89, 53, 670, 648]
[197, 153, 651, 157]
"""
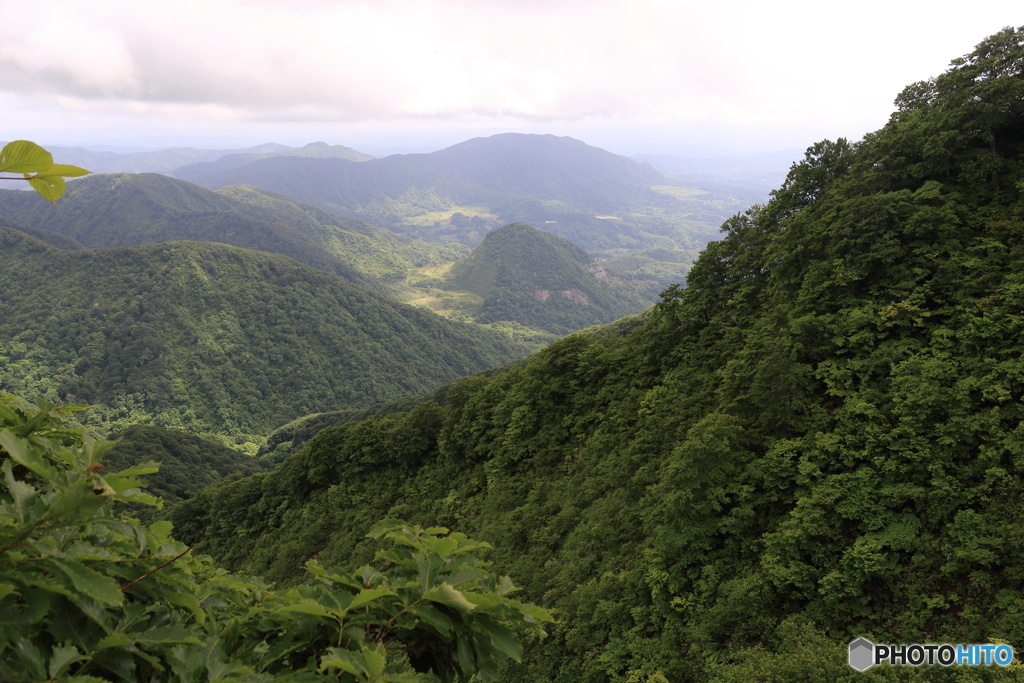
[121, 531, 203, 592]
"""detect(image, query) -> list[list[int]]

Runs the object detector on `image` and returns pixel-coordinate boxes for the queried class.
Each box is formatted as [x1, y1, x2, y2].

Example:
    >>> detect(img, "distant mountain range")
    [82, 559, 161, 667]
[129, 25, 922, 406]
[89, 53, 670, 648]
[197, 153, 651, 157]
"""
[0, 173, 467, 292]
[170, 133, 746, 255]
[0, 228, 530, 437]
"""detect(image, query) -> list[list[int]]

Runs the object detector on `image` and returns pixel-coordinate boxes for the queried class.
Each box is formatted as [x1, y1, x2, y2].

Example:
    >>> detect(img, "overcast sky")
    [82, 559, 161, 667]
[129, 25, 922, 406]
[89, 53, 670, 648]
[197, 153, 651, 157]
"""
[1, 0, 1021, 156]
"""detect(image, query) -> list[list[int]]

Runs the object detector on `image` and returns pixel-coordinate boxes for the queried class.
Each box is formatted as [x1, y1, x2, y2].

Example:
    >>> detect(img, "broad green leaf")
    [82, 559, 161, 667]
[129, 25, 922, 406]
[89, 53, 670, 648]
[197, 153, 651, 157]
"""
[350, 585, 396, 609]
[0, 582, 19, 601]
[407, 604, 453, 636]
[28, 174, 67, 203]
[0, 429, 55, 479]
[48, 163, 90, 177]
[0, 140, 53, 173]
[473, 615, 522, 661]
[276, 600, 332, 617]
[363, 643, 386, 676]
[165, 592, 206, 623]
[96, 634, 134, 650]
[305, 558, 326, 577]
[320, 647, 366, 677]
[423, 583, 475, 613]
[149, 519, 173, 537]
[49, 642, 86, 678]
[135, 625, 202, 645]
[54, 559, 123, 607]
[3, 461, 38, 526]
[47, 480, 109, 521]
[366, 518, 407, 538]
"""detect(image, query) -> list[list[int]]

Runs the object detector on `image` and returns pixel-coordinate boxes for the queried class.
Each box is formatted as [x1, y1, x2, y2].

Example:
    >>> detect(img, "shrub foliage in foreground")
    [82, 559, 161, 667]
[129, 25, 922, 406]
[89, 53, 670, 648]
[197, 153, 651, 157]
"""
[0, 396, 552, 682]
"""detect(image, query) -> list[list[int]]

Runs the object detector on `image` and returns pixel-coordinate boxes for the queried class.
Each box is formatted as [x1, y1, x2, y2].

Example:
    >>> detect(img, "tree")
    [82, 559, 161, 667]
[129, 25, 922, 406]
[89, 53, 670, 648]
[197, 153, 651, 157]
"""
[0, 140, 89, 202]
[0, 395, 552, 681]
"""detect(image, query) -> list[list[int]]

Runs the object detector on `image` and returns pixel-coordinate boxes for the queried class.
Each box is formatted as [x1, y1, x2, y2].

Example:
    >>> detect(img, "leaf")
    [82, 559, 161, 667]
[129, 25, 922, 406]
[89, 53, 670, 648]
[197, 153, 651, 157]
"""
[423, 583, 475, 613]
[473, 615, 522, 661]
[48, 163, 90, 177]
[0, 140, 53, 173]
[363, 643, 386, 676]
[0, 430, 55, 479]
[96, 634, 134, 650]
[0, 582, 19, 601]
[320, 647, 366, 677]
[134, 625, 202, 645]
[407, 604, 453, 636]
[350, 586, 396, 609]
[28, 174, 67, 203]
[48, 642, 86, 678]
[366, 518, 407, 538]
[53, 559, 124, 607]
[149, 520, 173, 537]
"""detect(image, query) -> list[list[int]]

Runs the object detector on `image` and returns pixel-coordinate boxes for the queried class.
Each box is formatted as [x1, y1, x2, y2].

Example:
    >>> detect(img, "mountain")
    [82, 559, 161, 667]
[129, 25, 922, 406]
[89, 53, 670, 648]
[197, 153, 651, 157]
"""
[172, 133, 739, 255]
[0, 142, 290, 179]
[446, 223, 649, 334]
[0, 173, 469, 291]
[169, 141, 374, 179]
[164, 28, 1024, 681]
[0, 228, 530, 439]
[104, 424, 276, 522]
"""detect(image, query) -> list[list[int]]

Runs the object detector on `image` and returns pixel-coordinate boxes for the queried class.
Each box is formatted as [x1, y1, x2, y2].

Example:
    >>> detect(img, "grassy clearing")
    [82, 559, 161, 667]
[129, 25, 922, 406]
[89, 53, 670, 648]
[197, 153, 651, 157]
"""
[401, 205, 498, 226]
[650, 185, 708, 198]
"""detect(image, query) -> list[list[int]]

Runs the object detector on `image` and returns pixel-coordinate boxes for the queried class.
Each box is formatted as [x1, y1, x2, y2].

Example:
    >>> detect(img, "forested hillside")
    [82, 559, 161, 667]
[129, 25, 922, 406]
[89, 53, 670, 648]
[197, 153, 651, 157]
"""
[447, 223, 649, 334]
[0, 230, 529, 441]
[168, 28, 1024, 682]
[0, 173, 467, 291]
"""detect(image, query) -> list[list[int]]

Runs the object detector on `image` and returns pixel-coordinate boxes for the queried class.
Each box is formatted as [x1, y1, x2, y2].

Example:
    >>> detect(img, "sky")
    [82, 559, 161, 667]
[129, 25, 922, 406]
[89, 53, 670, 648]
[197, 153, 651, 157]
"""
[1, 0, 1021, 157]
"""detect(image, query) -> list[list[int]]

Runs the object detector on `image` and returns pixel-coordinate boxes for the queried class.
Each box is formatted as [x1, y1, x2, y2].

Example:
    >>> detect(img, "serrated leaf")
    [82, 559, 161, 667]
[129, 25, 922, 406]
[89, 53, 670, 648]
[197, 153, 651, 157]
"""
[473, 615, 522, 661]
[363, 644, 386, 676]
[320, 648, 366, 676]
[96, 634, 134, 650]
[28, 174, 67, 203]
[135, 625, 202, 645]
[0, 582, 18, 601]
[0, 430, 55, 479]
[423, 583, 475, 613]
[305, 559, 326, 577]
[48, 642, 86, 678]
[0, 140, 53, 173]
[350, 586, 396, 609]
[408, 604, 453, 636]
[54, 559, 123, 607]
[366, 518, 407, 538]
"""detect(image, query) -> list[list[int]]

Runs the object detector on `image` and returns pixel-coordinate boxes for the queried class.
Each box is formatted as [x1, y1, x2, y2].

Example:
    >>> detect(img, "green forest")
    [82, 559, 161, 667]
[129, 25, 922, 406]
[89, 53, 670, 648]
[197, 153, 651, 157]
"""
[3, 25, 1024, 683]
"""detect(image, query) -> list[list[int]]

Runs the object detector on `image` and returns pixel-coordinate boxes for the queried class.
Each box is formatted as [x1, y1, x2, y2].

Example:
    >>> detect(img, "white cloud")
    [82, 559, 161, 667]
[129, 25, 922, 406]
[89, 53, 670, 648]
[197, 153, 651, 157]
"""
[0, 0, 1020, 144]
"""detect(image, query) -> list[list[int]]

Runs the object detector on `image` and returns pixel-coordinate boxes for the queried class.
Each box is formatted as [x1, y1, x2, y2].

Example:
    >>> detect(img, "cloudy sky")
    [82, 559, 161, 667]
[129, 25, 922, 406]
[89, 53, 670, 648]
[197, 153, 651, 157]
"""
[1, 0, 1020, 156]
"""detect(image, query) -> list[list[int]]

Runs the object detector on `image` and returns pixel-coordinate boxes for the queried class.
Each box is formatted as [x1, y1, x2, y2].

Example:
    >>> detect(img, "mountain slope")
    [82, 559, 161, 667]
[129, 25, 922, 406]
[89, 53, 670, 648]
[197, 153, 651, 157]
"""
[447, 223, 648, 334]
[0, 173, 468, 290]
[165, 28, 1024, 682]
[0, 229, 530, 438]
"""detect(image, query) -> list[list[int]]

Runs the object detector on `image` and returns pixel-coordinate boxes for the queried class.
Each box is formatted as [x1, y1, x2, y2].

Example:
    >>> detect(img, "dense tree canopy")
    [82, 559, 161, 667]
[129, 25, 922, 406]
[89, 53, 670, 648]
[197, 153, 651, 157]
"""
[167, 28, 1024, 681]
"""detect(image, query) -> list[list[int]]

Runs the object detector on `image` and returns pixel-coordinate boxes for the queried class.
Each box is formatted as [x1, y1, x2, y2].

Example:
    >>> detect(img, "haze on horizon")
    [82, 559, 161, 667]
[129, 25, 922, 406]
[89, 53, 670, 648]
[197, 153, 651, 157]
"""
[1, 0, 1021, 157]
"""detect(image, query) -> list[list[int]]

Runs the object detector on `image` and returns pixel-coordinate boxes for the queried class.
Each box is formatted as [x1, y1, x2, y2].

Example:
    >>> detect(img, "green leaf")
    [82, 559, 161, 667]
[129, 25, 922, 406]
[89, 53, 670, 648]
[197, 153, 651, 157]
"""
[48, 163, 90, 177]
[366, 518, 407, 538]
[350, 586, 396, 609]
[0, 582, 19, 601]
[363, 643, 386, 676]
[423, 583, 475, 613]
[320, 647, 366, 677]
[473, 615, 522, 661]
[28, 174, 67, 203]
[0, 430, 55, 479]
[407, 604, 453, 636]
[53, 559, 124, 607]
[96, 634, 134, 650]
[149, 519, 173, 537]
[0, 140, 53, 173]
[48, 642, 86, 678]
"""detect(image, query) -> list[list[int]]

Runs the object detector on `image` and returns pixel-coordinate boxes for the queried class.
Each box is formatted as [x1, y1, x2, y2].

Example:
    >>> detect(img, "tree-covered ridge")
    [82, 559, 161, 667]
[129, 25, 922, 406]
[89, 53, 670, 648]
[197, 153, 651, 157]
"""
[104, 425, 275, 513]
[167, 28, 1024, 682]
[0, 230, 530, 440]
[0, 173, 468, 292]
[447, 223, 649, 334]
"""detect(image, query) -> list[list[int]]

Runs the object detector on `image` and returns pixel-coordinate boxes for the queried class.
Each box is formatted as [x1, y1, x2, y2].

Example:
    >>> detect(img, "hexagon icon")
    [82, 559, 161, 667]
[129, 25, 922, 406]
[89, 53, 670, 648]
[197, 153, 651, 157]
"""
[848, 637, 875, 671]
